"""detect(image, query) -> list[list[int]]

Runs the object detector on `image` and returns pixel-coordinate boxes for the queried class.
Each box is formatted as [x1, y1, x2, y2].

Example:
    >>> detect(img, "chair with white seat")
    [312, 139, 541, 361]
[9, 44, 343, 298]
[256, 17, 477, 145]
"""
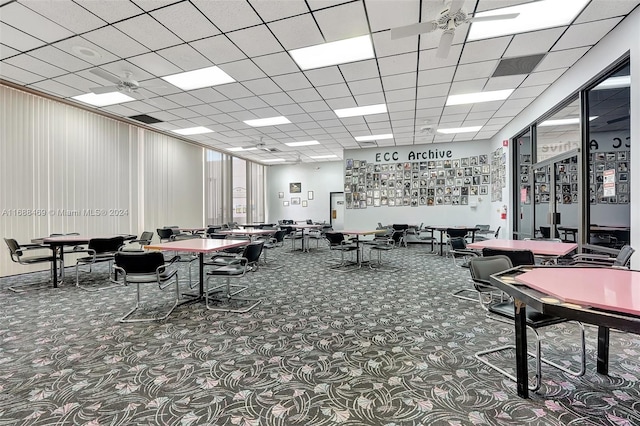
[114, 251, 180, 322]
[4, 238, 61, 292]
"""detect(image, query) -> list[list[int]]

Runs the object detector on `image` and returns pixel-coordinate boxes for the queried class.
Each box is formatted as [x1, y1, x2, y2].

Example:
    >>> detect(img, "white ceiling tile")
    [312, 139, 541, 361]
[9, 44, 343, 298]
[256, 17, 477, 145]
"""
[261, 92, 295, 106]
[151, 2, 220, 42]
[125, 100, 161, 114]
[418, 44, 463, 70]
[227, 25, 283, 57]
[193, 0, 261, 32]
[416, 96, 446, 109]
[146, 96, 181, 110]
[385, 88, 416, 103]
[228, 110, 258, 121]
[156, 44, 212, 72]
[316, 83, 352, 99]
[215, 83, 255, 99]
[521, 68, 566, 87]
[313, 1, 369, 42]
[267, 13, 325, 50]
[5, 54, 66, 78]
[454, 60, 499, 81]
[575, 0, 639, 24]
[365, 0, 419, 32]
[29, 79, 81, 97]
[148, 110, 180, 122]
[378, 52, 418, 76]
[382, 72, 417, 91]
[0, 23, 46, 51]
[553, 17, 623, 51]
[387, 100, 415, 113]
[484, 75, 527, 91]
[219, 59, 267, 81]
[448, 78, 487, 95]
[417, 67, 455, 86]
[510, 84, 548, 100]
[21, 0, 106, 33]
[469, 100, 504, 113]
[304, 67, 344, 86]
[442, 104, 473, 115]
[355, 92, 386, 105]
[459, 37, 511, 64]
[100, 104, 140, 116]
[242, 78, 282, 95]
[272, 72, 312, 91]
[209, 113, 237, 124]
[1, 2, 73, 43]
[0, 43, 19, 60]
[164, 92, 203, 107]
[235, 97, 269, 110]
[466, 110, 494, 120]
[535, 47, 590, 72]
[275, 104, 305, 115]
[300, 100, 331, 113]
[83, 26, 149, 59]
[249, 0, 309, 22]
[131, 1, 182, 11]
[504, 27, 567, 57]
[164, 107, 200, 119]
[114, 14, 182, 51]
[76, 0, 144, 23]
[325, 97, 357, 109]
[189, 88, 228, 104]
[288, 88, 322, 103]
[389, 111, 415, 121]
[252, 52, 299, 76]
[128, 52, 182, 76]
[191, 35, 247, 65]
[27, 46, 91, 72]
[53, 36, 120, 66]
[348, 78, 383, 95]
[307, 0, 353, 11]
[189, 104, 221, 116]
[339, 59, 380, 81]
[416, 82, 450, 98]
[211, 100, 245, 113]
[372, 31, 418, 58]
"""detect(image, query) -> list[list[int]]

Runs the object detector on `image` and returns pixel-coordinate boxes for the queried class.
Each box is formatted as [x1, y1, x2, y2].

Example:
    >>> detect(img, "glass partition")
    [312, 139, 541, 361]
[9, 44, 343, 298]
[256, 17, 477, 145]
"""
[513, 129, 533, 239]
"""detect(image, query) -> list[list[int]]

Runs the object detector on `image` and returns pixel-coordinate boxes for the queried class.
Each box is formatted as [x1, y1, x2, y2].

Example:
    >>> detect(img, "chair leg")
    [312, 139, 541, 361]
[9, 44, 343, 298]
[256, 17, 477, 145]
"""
[205, 276, 261, 313]
[368, 247, 397, 271]
[120, 276, 180, 323]
[76, 262, 124, 292]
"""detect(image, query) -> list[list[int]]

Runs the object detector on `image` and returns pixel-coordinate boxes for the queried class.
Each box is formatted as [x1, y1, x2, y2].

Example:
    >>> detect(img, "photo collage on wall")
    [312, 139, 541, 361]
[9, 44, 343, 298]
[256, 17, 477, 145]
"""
[491, 147, 506, 202]
[590, 151, 630, 204]
[344, 155, 495, 209]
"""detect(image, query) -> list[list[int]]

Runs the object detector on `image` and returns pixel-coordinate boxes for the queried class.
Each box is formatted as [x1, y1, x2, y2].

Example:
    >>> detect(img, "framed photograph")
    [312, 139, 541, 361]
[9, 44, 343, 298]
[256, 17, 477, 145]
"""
[289, 182, 302, 193]
[283, 201, 289, 206]
[278, 192, 284, 198]
[308, 191, 314, 200]
[291, 197, 301, 205]
[302, 200, 308, 207]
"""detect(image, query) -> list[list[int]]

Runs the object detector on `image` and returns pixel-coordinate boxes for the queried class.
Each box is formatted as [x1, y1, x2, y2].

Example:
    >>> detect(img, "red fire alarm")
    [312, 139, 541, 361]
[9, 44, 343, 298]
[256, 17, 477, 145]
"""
[502, 140, 509, 147]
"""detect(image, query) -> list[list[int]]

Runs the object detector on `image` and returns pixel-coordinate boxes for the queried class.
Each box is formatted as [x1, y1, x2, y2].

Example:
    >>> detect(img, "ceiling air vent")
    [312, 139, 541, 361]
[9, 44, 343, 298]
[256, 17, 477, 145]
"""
[358, 141, 378, 148]
[129, 114, 163, 124]
[492, 54, 545, 77]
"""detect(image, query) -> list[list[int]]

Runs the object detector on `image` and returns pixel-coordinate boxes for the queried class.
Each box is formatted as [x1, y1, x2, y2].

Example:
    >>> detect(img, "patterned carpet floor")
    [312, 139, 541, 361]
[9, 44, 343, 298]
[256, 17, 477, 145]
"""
[1, 242, 639, 425]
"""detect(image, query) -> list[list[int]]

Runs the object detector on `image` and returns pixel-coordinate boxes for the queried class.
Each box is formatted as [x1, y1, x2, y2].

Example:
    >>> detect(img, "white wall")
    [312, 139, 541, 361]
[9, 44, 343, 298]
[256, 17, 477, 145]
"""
[341, 141, 498, 231]
[491, 5, 639, 265]
[0, 86, 204, 277]
[266, 161, 343, 223]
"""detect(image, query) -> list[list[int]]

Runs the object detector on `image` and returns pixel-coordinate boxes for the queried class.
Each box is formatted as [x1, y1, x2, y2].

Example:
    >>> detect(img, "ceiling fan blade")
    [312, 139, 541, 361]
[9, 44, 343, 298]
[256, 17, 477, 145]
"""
[89, 85, 120, 94]
[448, 0, 465, 15]
[390, 20, 438, 40]
[127, 91, 145, 100]
[90, 68, 122, 85]
[436, 30, 454, 59]
[469, 12, 520, 23]
[606, 115, 630, 125]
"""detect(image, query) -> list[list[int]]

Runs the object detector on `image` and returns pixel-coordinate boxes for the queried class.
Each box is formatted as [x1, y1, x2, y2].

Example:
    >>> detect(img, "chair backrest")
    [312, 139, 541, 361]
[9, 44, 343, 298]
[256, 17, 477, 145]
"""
[306, 219, 313, 224]
[139, 231, 154, 244]
[469, 255, 513, 288]
[539, 226, 560, 239]
[89, 236, 124, 253]
[482, 247, 535, 266]
[614, 245, 635, 267]
[273, 230, 287, 243]
[243, 241, 264, 264]
[493, 226, 501, 238]
[171, 233, 200, 241]
[449, 236, 467, 250]
[115, 251, 165, 274]
[325, 232, 346, 245]
[4, 238, 22, 258]
[208, 233, 228, 239]
[446, 228, 469, 239]
[391, 229, 405, 244]
[377, 222, 384, 229]
[392, 224, 409, 231]
[157, 228, 174, 241]
[475, 224, 490, 232]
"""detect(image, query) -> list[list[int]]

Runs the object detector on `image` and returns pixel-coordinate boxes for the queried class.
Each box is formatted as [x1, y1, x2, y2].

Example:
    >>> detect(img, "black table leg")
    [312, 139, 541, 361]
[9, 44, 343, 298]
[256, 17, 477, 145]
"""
[514, 299, 529, 398]
[199, 253, 205, 297]
[597, 326, 610, 375]
[52, 245, 60, 288]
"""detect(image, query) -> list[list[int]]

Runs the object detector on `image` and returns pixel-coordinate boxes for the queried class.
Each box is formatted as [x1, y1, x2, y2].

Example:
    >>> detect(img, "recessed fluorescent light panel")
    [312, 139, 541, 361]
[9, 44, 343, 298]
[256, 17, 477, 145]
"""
[228, 146, 257, 152]
[310, 155, 338, 159]
[355, 134, 393, 142]
[171, 126, 214, 135]
[244, 116, 291, 127]
[468, 0, 590, 41]
[161, 66, 235, 90]
[437, 126, 482, 134]
[539, 117, 598, 127]
[334, 104, 387, 118]
[263, 158, 285, 163]
[72, 92, 135, 107]
[289, 35, 374, 70]
[446, 89, 513, 106]
[284, 140, 320, 147]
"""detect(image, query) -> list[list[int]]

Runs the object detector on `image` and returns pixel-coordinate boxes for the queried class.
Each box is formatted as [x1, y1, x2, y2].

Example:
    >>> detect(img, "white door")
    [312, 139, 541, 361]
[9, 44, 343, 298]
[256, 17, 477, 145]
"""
[330, 192, 345, 229]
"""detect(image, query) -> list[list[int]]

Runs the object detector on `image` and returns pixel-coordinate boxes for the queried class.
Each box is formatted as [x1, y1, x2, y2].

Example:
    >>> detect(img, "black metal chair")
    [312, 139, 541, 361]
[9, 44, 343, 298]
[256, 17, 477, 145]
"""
[4, 238, 60, 292]
[122, 231, 154, 252]
[570, 245, 635, 268]
[114, 251, 180, 322]
[368, 237, 397, 271]
[469, 256, 586, 392]
[157, 228, 174, 243]
[325, 232, 358, 271]
[74, 236, 125, 291]
[481, 247, 535, 267]
[260, 230, 287, 270]
[391, 224, 409, 247]
[205, 241, 264, 313]
[446, 229, 479, 267]
[170, 233, 200, 288]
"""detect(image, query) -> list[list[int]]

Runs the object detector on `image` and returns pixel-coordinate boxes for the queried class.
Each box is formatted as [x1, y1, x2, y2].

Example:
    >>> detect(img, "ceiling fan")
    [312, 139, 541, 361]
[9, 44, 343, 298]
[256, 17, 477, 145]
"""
[390, 0, 519, 59]
[89, 68, 162, 99]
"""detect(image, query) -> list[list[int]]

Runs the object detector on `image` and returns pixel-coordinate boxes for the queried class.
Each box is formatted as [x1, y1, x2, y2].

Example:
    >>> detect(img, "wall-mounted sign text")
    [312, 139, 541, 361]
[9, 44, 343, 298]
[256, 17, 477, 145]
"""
[375, 148, 453, 162]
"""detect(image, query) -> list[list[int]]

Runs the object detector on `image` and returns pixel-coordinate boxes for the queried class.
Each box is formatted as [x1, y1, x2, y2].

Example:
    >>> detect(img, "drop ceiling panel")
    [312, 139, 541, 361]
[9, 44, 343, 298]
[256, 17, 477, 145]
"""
[1, 2, 73, 43]
[510, 84, 548, 100]
[164, 92, 203, 107]
[83, 26, 149, 59]
[53, 74, 106, 93]
[132, 1, 182, 11]
[348, 78, 383, 95]
[535, 47, 590, 72]
[127, 52, 182, 76]
[459, 37, 511, 64]
[364, 0, 419, 32]
[0, 44, 19, 60]
[355, 92, 385, 105]
[28, 46, 91, 72]
[553, 18, 623, 51]
[504, 27, 567, 57]
[150, 2, 220, 42]
[372, 31, 419, 58]
[378, 52, 418, 76]
[0, 23, 46, 51]
[521, 68, 567, 87]
[339, 59, 380, 81]
[192, 0, 261, 32]
[304, 67, 345, 87]
[417, 67, 455, 86]
[313, 1, 370, 42]
[325, 97, 358, 109]
[260, 92, 295, 107]
[252, 52, 300, 76]
[215, 83, 255, 99]
[21, 0, 107, 34]
[267, 14, 325, 50]
[53, 37, 120, 66]
[115, 14, 183, 51]
[156, 44, 212, 72]
[77, 1, 144, 24]
[242, 78, 282, 95]
[454, 60, 499, 81]
[248, 0, 309, 22]
[418, 44, 464, 70]
[219, 59, 266, 81]
[575, 0, 639, 24]
[416, 82, 450, 98]
[235, 96, 270, 110]
[484, 75, 527, 91]
[227, 25, 283, 57]
[272, 73, 313, 91]
[30, 79, 82, 97]
[382, 72, 416, 91]
[385, 88, 417, 103]
[5, 54, 66, 78]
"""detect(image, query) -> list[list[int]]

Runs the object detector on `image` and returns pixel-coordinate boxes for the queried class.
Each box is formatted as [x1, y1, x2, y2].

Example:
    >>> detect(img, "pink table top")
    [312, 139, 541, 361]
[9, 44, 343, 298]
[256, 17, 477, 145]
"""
[426, 225, 479, 230]
[38, 235, 130, 244]
[289, 224, 323, 229]
[467, 239, 577, 256]
[219, 229, 275, 235]
[515, 267, 640, 316]
[338, 230, 386, 236]
[145, 239, 249, 253]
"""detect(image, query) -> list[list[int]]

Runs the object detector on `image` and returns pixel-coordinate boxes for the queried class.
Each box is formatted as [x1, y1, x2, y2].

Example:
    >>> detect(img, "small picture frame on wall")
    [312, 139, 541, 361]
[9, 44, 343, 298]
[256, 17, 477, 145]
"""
[302, 200, 308, 207]
[291, 197, 301, 205]
[308, 191, 314, 200]
[278, 192, 284, 198]
[283, 201, 289, 206]
[290, 182, 302, 193]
